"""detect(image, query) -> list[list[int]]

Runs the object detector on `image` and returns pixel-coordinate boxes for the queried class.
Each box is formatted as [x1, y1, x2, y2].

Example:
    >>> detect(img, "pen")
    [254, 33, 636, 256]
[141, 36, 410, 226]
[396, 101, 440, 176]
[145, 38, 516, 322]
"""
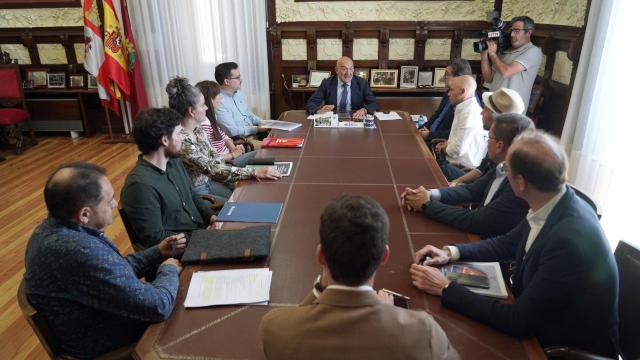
[381, 288, 410, 300]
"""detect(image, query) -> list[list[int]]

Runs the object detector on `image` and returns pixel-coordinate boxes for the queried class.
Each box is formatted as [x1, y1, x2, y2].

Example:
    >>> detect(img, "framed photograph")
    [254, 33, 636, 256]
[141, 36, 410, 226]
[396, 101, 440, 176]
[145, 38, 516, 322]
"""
[400, 66, 419, 88]
[291, 74, 309, 88]
[308, 70, 331, 87]
[370, 69, 398, 88]
[47, 72, 66, 88]
[433, 68, 447, 88]
[69, 74, 84, 88]
[87, 74, 98, 88]
[26, 68, 48, 88]
[418, 71, 433, 87]
[22, 80, 34, 89]
[354, 68, 369, 81]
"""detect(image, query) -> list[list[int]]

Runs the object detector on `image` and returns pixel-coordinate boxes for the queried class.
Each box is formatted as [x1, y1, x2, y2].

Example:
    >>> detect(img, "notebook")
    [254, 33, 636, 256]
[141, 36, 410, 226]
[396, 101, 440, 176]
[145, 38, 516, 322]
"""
[181, 225, 271, 264]
[216, 202, 283, 223]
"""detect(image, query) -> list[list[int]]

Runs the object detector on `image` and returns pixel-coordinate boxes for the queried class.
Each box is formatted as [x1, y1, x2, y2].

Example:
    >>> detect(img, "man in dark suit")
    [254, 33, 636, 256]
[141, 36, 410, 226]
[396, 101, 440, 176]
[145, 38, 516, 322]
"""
[418, 58, 480, 143]
[409, 130, 619, 358]
[260, 194, 458, 360]
[305, 56, 378, 119]
[401, 113, 534, 238]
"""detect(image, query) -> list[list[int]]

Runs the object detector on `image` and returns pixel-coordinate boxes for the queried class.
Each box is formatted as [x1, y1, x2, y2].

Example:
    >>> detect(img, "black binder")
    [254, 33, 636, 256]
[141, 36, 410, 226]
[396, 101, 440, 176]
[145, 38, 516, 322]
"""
[181, 225, 271, 264]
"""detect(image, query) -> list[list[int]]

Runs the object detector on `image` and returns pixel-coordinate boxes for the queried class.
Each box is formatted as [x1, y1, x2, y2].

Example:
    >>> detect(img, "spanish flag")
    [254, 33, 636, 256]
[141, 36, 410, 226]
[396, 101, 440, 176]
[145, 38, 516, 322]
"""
[102, 0, 130, 115]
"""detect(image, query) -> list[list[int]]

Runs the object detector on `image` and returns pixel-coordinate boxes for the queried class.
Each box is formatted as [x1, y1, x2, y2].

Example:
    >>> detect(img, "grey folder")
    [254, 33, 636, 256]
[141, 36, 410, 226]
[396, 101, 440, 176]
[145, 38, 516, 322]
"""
[181, 225, 271, 264]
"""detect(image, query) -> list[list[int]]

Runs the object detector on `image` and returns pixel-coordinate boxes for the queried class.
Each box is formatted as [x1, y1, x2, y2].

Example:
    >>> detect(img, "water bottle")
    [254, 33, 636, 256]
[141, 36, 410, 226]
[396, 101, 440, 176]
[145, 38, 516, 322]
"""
[417, 115, 427, 129]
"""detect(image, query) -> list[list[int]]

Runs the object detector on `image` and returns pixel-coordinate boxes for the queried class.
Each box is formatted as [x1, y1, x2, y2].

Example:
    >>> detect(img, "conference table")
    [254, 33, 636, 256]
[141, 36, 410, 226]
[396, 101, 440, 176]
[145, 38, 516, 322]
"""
[134, 110, 545, 359]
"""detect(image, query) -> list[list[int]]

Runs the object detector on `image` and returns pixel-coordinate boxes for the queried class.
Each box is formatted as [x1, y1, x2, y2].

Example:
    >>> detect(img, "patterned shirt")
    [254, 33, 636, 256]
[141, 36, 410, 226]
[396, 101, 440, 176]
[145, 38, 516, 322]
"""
[180, 126, 254, 187]
[24, 216, 179, 359]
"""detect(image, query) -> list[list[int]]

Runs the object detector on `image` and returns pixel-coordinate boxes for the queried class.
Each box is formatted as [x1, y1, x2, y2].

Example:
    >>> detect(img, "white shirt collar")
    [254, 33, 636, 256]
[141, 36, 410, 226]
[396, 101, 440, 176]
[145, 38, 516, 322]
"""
[526, 186, 567, 227]
[327, 284, 373, 292]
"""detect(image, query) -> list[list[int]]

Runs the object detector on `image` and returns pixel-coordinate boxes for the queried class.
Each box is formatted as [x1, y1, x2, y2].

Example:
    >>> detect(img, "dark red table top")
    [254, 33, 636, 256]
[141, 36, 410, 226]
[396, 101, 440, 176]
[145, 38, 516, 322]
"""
[134, 110, 544, 360]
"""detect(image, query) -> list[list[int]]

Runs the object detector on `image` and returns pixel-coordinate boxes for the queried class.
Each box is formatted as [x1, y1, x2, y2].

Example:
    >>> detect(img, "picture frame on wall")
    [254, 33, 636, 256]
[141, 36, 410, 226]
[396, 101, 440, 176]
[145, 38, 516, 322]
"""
[308, 70, 331, 87]
[418, 71, 433, 87]
[354, 68, 369, 81]
[47, 72, 66, 88]
[433, 68, 447, 88]
[69, 74, 84, 88]
[400, 66, 419, 88]
[87, 74, 98, 88]
[291, 74, 309, 88]
[26, 68, 48, 88]
[370, 69, 398, 88]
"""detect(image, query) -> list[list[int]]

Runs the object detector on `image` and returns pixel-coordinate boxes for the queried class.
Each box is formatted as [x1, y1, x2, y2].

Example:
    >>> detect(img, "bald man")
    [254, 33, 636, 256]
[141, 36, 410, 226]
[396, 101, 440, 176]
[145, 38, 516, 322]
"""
[305, 56, 378, 119]
[410, 130, 619, 358]
[24, 162, 186, 358]
[435, 75, 486, 180]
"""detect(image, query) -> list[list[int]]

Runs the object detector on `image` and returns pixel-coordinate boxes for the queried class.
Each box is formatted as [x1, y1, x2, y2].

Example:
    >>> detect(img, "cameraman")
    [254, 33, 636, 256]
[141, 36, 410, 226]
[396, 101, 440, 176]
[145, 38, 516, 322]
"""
[481, 16, 542, 112]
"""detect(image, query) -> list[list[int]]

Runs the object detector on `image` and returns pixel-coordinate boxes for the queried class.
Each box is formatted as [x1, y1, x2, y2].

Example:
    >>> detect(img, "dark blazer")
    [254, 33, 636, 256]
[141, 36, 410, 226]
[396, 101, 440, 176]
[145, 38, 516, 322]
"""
[422, 93, 483, 142]
[423, 94, 455, 141]
[442, 187, 619, 358]
[422, 167, 529, 238]
[260, 288, 459, 360]
[305, 75, 379, 114]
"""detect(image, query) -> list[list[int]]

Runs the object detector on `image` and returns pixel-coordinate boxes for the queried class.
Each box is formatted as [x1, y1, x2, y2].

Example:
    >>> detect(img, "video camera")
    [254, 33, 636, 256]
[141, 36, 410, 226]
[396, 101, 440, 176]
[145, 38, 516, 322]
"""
[473, 11, 511, 54]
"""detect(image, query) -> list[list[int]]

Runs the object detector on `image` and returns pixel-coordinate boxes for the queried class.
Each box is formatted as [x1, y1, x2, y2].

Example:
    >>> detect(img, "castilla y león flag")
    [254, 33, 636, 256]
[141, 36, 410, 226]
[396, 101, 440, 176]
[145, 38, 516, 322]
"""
[83, 0, 110, 103]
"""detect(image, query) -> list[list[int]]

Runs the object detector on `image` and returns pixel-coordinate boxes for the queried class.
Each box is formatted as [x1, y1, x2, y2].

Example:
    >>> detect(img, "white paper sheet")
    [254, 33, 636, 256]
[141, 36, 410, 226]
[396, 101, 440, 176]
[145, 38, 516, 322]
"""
[184, 268, 272, 308]
[374, 112, 402, 120]
[261, 120, 302, 131]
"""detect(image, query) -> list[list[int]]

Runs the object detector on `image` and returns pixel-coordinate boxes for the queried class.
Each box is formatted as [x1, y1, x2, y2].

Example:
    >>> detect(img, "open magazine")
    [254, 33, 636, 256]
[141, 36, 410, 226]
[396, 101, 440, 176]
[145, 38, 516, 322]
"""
[441, 262, 508, 299]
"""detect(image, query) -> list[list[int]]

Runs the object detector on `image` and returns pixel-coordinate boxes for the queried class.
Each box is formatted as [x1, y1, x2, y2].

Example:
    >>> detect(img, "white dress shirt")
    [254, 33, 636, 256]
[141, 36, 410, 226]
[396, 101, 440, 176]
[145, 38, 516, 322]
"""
[447, 186, 567, 260]
[446, 96, 487, 169]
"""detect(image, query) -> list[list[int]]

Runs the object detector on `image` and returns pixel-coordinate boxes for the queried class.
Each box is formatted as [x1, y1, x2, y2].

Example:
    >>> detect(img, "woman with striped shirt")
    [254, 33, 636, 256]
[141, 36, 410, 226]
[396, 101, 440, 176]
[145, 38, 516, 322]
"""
[195, 80, 257, 167]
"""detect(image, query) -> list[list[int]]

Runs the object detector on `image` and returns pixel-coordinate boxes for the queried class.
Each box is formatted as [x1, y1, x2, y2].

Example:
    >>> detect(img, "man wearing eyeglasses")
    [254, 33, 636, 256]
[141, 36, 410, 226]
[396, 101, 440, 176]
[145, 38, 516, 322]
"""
[481, 16, 542, 112]
[214, 62, 269, 138]
[401, 113, 533, 238]
[305, 56, 378, 119]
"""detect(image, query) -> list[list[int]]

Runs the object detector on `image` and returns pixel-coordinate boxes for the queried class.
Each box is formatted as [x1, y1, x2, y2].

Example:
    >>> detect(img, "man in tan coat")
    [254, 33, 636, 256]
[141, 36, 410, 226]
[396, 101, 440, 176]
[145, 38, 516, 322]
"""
[259, 194, 459, 360]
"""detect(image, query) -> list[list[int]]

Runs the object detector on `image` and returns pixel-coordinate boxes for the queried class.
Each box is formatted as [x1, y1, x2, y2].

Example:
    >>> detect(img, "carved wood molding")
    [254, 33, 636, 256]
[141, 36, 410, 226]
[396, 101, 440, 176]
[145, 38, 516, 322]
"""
[0, 26, 84, 67]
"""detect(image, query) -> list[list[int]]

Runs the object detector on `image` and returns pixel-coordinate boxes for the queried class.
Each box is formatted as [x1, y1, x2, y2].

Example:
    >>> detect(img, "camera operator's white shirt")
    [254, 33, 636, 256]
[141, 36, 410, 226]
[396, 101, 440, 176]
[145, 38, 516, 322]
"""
[446, 97, 486, 169]
[487, 42, 543, 111]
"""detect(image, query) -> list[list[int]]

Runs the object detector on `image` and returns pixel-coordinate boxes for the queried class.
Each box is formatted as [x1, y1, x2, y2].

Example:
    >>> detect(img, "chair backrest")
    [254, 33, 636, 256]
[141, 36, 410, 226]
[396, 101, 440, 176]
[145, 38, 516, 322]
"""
[118, 208, 144, 252]
[280, 73, 295, 108]
[0, 64, 24, 101]
[615, 240, 640, 360]
[568, 184, 602, 219]
[17, 278, 63, 358]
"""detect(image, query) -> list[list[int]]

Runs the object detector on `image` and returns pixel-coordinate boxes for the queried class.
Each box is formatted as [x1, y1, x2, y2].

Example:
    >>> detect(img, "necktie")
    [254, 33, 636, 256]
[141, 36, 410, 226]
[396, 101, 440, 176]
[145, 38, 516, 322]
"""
[339, 83, 349, 111]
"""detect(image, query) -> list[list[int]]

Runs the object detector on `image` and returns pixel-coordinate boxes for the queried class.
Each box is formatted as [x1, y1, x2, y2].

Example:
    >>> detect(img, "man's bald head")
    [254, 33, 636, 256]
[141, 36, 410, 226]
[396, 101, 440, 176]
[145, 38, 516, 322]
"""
[335, 56, 355, 83]
[507, 130, 568, 192]
[336, 56, 354, 68]
[44, 162, 107, 223]
[448, 75, 477, 105]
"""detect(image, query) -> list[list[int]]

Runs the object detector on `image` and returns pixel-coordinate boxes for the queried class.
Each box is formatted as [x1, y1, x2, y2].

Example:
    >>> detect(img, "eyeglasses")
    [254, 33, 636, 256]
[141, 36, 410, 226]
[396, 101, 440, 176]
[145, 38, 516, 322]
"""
[484, 134, 499, 142]
[510, 28, 530, 34]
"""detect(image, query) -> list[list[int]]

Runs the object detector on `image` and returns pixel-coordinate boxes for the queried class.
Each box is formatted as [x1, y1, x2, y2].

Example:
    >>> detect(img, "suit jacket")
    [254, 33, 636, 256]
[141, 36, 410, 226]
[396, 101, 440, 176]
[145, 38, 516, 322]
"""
[260, 287, 459, 360]
[442, 187, 619, 358]
[305, 75, 379, 114]
[423, 94, 455, 141]
[422, 93, 482, 142]
[422, 167, 529, 238]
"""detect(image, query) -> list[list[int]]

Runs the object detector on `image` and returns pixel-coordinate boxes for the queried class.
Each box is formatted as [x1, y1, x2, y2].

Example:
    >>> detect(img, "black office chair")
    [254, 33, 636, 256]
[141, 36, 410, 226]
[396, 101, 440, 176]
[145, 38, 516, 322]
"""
[569, 184, 602, 219]
[545, 240, 640, 360]
[18, 279, 134, 359]
[118, 208, 144, 252]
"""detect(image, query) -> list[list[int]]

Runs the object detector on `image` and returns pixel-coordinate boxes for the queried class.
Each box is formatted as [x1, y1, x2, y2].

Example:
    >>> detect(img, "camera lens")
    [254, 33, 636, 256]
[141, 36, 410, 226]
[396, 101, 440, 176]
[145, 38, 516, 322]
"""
[473, 40, 486, 53]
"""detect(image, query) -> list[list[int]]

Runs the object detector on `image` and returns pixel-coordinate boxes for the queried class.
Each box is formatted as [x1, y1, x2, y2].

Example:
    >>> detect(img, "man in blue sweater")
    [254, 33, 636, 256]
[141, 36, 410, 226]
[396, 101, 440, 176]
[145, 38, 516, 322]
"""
[24, 162, 186, 358]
